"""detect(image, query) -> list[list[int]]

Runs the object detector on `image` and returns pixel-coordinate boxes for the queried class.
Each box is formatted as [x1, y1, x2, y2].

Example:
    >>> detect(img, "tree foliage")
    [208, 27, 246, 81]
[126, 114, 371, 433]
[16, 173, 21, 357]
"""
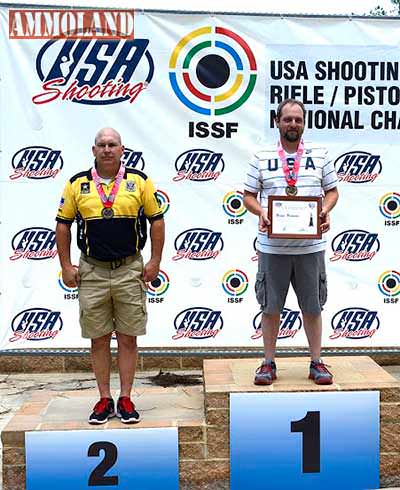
[370, 0, 400, 15]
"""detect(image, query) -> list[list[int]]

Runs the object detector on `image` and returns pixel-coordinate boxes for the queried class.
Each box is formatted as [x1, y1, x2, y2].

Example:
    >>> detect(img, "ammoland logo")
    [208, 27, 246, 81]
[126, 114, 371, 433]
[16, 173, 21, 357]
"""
[9, 9, 134, 39]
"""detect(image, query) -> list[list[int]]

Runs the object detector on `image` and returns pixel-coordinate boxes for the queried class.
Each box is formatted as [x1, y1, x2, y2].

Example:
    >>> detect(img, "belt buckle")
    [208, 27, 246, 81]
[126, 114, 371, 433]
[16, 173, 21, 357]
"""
[110, 258, 126, 270]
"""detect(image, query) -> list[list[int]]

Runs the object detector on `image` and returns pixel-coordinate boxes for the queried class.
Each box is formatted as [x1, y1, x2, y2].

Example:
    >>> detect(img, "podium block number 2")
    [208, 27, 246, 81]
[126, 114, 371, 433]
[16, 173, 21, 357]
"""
[88, 441, 119, 486]
[230, 391, 379, 490]
[26, 428, 179, 490]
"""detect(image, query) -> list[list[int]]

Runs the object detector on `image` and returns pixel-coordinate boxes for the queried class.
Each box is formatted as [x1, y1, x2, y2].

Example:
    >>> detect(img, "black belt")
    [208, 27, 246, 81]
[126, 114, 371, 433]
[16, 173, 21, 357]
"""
[82, 254, 139, 270]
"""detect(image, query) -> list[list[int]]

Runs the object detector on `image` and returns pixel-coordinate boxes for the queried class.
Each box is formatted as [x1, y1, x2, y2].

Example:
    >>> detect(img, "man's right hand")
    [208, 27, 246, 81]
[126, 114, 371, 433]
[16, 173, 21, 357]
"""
[259, 209, 270, 233]
[62, 265, 80, 288]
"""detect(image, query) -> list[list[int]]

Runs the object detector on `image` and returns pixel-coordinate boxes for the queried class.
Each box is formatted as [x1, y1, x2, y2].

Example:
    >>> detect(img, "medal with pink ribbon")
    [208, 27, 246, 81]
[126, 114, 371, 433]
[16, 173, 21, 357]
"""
[277, 139, 304, 196]
[91, 164, 125, 219]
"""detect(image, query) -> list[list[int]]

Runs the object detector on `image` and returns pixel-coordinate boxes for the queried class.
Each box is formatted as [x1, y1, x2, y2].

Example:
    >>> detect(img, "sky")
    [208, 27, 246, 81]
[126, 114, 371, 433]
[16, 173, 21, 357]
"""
[0, 0, 396, 16]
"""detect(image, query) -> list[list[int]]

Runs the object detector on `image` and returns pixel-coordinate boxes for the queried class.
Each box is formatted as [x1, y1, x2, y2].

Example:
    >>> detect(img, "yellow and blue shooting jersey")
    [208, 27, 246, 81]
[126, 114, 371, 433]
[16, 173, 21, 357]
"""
[56, 167, 163, 261]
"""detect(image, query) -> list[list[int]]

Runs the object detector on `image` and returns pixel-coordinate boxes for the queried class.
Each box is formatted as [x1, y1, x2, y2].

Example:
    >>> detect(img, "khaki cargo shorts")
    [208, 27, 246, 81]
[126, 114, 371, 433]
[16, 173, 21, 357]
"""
[78, 255, 147, 339]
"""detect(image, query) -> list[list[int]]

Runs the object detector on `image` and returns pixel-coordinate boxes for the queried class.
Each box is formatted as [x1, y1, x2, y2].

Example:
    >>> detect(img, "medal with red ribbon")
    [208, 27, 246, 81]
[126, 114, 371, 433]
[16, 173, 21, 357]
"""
[91, 164, 125, 219]
[277, 139, 304, 196]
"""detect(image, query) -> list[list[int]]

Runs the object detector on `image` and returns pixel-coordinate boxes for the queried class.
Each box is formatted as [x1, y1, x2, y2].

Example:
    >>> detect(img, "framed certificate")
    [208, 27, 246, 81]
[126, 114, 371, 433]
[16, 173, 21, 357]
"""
[268, 195, 322, 239]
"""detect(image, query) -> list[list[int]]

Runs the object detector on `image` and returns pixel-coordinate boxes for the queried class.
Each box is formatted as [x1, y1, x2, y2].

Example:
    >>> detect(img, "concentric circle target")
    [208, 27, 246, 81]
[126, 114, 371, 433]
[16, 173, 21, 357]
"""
[169, 26, 257, 115]
[156, 190, 170, 215]
[222, 191, 247, 217]
[379, 192, 400, 219]
[58, 270, 77, 293]
[147, 270, 170, 297]
[222, 269, 249, 297]
[378, 270, 400, 297]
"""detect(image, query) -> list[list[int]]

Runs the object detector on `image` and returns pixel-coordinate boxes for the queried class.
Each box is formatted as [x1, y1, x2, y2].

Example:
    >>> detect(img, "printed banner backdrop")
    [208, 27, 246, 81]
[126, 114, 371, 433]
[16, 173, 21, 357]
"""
[0, 8, 399, 350]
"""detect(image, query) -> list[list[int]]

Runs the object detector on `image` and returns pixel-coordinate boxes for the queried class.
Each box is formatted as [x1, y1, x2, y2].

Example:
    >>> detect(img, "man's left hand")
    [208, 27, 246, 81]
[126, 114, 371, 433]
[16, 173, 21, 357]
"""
[320, 208, 330, 233]
[144, 259, 160, 282]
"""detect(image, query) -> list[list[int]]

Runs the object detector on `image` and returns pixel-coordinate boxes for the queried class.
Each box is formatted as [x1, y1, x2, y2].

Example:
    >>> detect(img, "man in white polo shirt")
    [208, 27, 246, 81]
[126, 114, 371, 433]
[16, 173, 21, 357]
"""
[244, 98, 339, 385]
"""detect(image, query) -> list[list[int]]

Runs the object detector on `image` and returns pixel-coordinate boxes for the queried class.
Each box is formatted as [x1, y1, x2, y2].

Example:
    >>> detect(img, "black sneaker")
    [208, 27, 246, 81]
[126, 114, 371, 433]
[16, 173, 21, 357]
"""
[88, 397, 115, 424]
[117, 396, 141, 424]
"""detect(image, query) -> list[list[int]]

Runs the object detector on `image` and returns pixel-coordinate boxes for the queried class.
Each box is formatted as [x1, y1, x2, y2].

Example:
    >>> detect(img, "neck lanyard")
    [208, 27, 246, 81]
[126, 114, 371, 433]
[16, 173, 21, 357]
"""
[91, 164, 125, 219]
[277, 139, 304, 188]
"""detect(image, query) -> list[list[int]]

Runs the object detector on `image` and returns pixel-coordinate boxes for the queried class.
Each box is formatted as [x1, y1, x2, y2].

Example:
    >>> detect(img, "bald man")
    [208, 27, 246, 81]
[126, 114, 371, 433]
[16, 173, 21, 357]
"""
[56, 128, 165, 424]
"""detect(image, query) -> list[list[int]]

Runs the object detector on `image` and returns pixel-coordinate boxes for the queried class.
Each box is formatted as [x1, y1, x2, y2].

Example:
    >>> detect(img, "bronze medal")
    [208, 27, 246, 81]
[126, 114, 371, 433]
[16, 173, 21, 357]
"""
[285, 185, 298, 196]
[101, 207, 114, 219]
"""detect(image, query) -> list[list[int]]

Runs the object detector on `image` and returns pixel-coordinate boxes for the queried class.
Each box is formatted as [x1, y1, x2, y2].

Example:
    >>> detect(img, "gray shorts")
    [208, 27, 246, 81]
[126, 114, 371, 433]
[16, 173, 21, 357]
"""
[255, 251, 327, 315]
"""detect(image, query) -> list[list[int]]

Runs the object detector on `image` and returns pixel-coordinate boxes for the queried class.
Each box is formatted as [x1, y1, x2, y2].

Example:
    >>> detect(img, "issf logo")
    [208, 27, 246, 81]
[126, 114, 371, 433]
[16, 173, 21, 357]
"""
[251, 237, 258, 262]
[330, 308, 380, 340]
[330, 229, 380, 262]
[173, 228, 223, 261]
[10, 146, 63, 180]
[173, 307, 223, 339]
[155, 190, 170, 215]
[334, 151, 382, 183]
[222, 191, 247, 224]
[173, 149, 225, 182]
[10, 308, 63, 342]
[146, 270, 170, 303]
[121, 148, 145, 170]
[169, 26, 257, 116]
[378, 270, 400, 304]
[58, 270, 78, 300]
[10, 227, 57, 261]
[33, 38, 154, 105]
[252, 309, 302, 340]
[222, 269, 248, 303]
[379, 192, 400, 227]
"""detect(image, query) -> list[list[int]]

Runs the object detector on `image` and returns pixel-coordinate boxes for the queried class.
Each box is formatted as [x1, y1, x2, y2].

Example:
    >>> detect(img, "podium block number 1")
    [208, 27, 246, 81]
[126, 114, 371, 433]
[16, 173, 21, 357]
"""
[291, 410, 320, 473]
[231, 391, 379, 490]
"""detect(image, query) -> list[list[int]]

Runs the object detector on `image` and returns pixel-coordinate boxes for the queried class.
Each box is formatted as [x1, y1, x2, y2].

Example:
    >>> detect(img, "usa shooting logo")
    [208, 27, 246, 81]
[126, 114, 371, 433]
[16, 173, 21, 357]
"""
[10, 308, 63, 342]
[222, 191, 247, 224]
[147, 270, 170, 303]
[334, 151, 382, 183]
[33, 38, 154, 105]
[121, 148, 145, 170]
[378, 270, 400, 304]
[173, 307, 223, 339]
[58, 270, 78, 300]
[252, 308, 302, 340]
[169, 26, 257, 115]
[10, 227, 57, 261]
[173, 149, 225, 182]
[330, 229, 380, 262]
[10, 146, 63, 180]
[222, 269, 248, 303]
[379, 192, 400, 227]
[156, 190, 170, 215]
[330, 308, 380, 340]
[173, 228, 223, 261]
